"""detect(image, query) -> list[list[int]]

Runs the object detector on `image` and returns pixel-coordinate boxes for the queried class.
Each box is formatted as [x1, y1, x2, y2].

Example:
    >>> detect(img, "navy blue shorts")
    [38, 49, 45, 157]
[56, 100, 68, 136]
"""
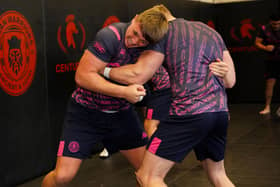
[145, 88, 171, 121]
[146, 111, 228, 163]
[57, 99, 148, 159]
[134, 83, 151, 107]
[265, 60, 280, 79]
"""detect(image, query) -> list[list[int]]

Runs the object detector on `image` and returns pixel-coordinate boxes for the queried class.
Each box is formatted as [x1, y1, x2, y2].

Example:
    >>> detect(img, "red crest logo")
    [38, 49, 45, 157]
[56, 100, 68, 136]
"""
[102, 15, 120, 28]
[0, 11, 37, 96]
[230, 18, 256, 42]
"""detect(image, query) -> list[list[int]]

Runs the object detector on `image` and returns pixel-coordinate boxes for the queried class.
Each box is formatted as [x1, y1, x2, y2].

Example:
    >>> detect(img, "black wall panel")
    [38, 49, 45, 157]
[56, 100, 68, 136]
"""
[0, 0, 50, 186]
[215, 0, 280, 103]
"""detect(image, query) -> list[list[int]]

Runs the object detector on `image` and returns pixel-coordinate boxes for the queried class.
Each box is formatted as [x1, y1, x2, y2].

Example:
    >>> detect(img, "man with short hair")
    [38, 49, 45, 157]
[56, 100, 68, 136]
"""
[105, 4, 236, 187]
[255, 13, 280, 115]
[41, 6, 169, 187]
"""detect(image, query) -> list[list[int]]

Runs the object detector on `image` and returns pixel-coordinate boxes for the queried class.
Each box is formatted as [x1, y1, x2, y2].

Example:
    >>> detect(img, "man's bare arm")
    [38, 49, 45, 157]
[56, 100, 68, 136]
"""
[255, 36, 275, 52]
[106, 50, 165, 85]
[209, 50, 236, 88]
[75, 50, 146, 103]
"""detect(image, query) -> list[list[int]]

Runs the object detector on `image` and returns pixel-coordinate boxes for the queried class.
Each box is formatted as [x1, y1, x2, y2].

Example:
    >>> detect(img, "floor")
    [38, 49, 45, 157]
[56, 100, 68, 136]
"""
[17, 104, 280, 187]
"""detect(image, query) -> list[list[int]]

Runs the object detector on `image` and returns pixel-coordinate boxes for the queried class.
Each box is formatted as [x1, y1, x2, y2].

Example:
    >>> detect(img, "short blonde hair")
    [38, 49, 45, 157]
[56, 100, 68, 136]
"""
[136, 7, 169, 44]
[152, 4, 172, 16]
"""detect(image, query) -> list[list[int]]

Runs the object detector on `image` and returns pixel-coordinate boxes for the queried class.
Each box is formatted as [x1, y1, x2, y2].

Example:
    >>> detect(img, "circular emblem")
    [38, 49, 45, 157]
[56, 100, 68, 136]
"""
[68, 141, 80, 153]
[102, 15, 120, 28]
[0, 11, 37, 96]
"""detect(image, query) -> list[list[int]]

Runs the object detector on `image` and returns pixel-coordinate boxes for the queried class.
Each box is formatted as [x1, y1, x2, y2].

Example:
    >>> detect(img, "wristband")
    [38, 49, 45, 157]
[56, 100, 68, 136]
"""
[138, 95, 144, 102]
[103, 67, 112, 79]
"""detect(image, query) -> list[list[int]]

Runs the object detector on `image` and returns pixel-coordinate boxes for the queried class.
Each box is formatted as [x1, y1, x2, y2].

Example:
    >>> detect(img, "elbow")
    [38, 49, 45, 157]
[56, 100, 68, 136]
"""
[129, 70, 148, 85]
[136, 77, 148, 85]
[129, 76, 147, 85]
[75, 71, 83, 87]
[132, 73, 147, 84]
[134, 75, 149, 85]
[225, 79, 236, 89]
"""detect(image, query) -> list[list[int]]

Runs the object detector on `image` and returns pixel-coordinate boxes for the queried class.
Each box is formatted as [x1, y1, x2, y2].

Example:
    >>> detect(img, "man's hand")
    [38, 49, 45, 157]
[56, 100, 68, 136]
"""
[209, 58, 229, 78]
[123, 84, 146, 104]
[265, 44, 275, 52]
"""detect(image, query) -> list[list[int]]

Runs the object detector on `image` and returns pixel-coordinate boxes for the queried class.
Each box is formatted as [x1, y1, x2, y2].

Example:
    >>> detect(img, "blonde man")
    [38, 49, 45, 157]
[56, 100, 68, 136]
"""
[41, 7, 168, 187]
[106, 4, 236, 187]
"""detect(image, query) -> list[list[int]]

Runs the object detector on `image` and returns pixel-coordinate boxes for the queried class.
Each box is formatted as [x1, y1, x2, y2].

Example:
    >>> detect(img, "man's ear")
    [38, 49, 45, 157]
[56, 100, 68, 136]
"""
[132, 14, 138, 23]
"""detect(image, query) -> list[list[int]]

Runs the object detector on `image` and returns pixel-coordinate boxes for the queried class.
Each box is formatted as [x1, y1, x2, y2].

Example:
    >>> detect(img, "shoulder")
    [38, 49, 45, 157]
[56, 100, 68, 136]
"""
[95, 22, 126, 39]
[104, 22, 127, 39]
[260, 24, 271, 32]
[94, 22, 128, 48]
[87, 23, 128, 61]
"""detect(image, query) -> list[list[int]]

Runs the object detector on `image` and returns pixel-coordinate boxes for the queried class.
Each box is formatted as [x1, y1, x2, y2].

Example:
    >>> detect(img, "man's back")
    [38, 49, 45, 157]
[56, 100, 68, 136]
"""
[162, 19, 228, 116]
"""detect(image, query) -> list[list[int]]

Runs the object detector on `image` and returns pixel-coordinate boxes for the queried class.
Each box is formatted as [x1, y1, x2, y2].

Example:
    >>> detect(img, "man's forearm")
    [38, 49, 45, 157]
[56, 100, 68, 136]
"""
[255, 37, 268, 51]
[107, 50, 165, 85]
[76, 70, 127, 99]
[255, 42, 267, 51]
[223, 51, 236, 88]
[75, 50, 128, 99]
[108, 64, 146, 85]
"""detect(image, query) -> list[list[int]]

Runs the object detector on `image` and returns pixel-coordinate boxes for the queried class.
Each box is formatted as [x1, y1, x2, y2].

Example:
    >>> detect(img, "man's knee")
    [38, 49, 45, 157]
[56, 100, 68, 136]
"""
[52, 169, 76, 186]
[135, 169, 148, 187]
[207, 168, 228, 186]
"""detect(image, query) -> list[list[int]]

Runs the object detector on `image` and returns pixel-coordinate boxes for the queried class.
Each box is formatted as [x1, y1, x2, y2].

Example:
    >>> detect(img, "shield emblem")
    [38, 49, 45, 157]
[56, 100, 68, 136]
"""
[3, 31, 26, 80]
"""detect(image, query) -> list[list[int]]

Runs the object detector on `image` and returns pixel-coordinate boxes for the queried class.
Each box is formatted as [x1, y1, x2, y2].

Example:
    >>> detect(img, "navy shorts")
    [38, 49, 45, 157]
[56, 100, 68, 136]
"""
[145, 88, 171, 121]
[134, 83, 152, 107]
[146, 111, 228, 163]
[57, 99, 148, 159]
[265, 60, 280, 79]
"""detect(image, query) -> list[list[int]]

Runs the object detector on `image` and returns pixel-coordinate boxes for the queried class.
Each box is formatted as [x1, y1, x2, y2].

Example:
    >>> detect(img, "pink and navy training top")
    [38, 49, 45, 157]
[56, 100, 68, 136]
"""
[148, 66, 170, 92]
[155, 19, 229, 116]
[257, 24, 280, 61]
[72, 22, 163, 111]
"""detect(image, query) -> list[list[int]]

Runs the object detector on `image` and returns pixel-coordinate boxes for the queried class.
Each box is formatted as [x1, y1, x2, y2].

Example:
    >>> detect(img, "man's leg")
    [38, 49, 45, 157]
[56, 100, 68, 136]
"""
[120, 146, 146, 187]
[120, 146, 146, 170]
[202, 159, 235, 187]
[144, 119, 160, 138]
[260, 78, 276, 114]
[41, 156, 82, 187]
[136, 151, 175, 187]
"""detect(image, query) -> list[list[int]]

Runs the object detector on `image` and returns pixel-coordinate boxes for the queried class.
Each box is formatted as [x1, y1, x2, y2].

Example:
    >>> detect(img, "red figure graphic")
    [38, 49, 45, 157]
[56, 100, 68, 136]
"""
[240, 18, 255, 39]
[207, 20, 215, 29]
[57, 14, 86, 54]
[230, 27, 241, 42]
[66, 14, 79, 49]
[230, 18, 256, 41]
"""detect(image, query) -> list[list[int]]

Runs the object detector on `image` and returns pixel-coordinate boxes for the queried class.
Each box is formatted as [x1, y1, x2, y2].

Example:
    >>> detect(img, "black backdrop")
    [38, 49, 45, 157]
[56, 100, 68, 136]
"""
[0, 0, 279, 186]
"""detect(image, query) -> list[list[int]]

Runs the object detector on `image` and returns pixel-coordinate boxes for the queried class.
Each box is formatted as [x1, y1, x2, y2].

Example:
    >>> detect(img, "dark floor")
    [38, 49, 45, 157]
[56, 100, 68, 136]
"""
[18, 104, 280, 187]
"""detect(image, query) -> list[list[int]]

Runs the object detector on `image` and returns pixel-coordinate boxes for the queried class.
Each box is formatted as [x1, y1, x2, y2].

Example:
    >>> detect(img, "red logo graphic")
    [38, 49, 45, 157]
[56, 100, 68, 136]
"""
[228, 18, 259, 53]
[57, 14, 86, 54]
[68, 141, 80, 153]
[102, 15, 120, 28]
[0, 11, 37, 96]
[230, 18, 256, 42]
[207, 20, 215, 29]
